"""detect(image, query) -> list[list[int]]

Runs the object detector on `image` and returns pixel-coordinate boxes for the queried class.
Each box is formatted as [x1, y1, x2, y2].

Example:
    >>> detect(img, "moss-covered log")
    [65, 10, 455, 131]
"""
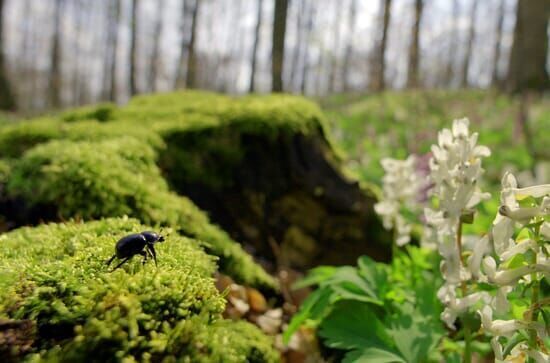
[0, 218, 278, 362]
[0, 91, 390, 274]
[117, 92, 392, 267]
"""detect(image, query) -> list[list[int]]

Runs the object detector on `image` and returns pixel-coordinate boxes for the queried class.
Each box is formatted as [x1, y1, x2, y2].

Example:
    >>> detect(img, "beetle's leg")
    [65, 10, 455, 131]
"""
[147, 244, 158, 267]
[139, 250, 147, 265]
[110, 257, 132, 272]
[106, 254, 117, 267]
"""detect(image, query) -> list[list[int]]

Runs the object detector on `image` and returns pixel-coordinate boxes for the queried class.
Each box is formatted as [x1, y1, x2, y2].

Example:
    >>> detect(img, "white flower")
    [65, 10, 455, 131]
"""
[478, 305, 526, 337]
[541, 222, 550, 240]
[375, 155, 422, 246]
[466, 234, 492, 279]
[499, 239, 538, 262]
[482, 256, 550, 286]
[440, 291, 491, 329]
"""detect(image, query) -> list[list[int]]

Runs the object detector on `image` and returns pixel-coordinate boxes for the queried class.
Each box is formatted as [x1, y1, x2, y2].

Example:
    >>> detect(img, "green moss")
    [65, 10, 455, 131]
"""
[1, 91, 336, 289]
[7, 137, 276, 290]
[61, 102, 117, 123]
[115, 91, 327, 136]
[0, 218, 278, 362]
[0, 118, 164, 158]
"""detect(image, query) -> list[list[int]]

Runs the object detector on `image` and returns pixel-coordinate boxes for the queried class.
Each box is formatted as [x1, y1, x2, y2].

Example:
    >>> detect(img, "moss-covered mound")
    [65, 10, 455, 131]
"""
[0, 218, 278, 362]
[4, 137, 275, 290]
[0, 91, 389, 274]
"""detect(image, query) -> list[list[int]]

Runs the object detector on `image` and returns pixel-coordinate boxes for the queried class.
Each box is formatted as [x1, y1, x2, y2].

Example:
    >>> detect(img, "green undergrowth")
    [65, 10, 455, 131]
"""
[0, 218, 278, 362]
[322, 90, 550, 233]
[323, 90, 548, 185]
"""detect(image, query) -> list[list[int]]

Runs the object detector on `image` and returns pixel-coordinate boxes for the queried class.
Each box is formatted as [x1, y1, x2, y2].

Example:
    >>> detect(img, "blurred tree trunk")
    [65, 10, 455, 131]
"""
[328, 2, 343, 92]
[491, 0, 504, 88]
[249, 0, 263, 93]
[444, 0, 459, 87]
[129, 0, 139, 96]
[406, 0, 423, 88]
[507, 0, 549, 93]
[185, 0, 200, 89]
[49, 0, 63, 108]
[300, 1, 314, 94]
[461, 0, 478, 88]
[342, 0, 357, 91]
[175, 0, 189, 89]
[151, 1, 164, 92]
[271, 0, 288, 92]
[108, 0, 120, 102]
[0, 0, 15, 110]
[373, 0, 392, 91]
[289, 0, 304, 92]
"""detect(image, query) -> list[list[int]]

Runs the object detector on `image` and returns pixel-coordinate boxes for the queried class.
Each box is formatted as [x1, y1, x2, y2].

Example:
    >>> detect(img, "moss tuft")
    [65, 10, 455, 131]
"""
[0, 218, 278, 362]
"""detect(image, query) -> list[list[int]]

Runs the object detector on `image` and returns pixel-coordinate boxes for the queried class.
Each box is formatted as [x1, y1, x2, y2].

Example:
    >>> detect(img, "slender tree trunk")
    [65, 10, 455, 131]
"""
[185, 0, 200, 89]
[249, 0, 263, 93]
[461, 0, 478, 88]
[175, 0, 189, 89]
[445, 0, 459, 87]
[109, 0, 121, 102]
[507, 0, 549, 93]
[491, 0, 505, 88]
[342, 0, 357, 91]
[271, 0, 288, 92]
[289, 0, 303, 92]
[374, 0, 392, 91]
[328, 2, 343, 92]
[0, 0, 15, 110]
[406, 0, 423, 88]
[300, 0, 314, 94]
[151, 1, 164, 92]
[129, 0, 139, 96]
[49, 0, 63, 108]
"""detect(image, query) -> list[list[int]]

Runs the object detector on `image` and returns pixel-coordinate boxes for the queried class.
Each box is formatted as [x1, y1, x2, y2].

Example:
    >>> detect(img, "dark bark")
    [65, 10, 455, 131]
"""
[373, 0, 392, 91]
[108, 0, 121, 102]
[406, 0, 423, 88]
[185, 0, 200, 89]
[461, 0, 478, 88]
[342, 0, 357, 91]
[249, 0, 263, 93]
[129, 0, 139, 96]
[0, 0, 15, 110]
[160, 128, 391, 269]
[507, 0, 549, 93]
[49, 0, 63, 108]
[150, 1, 164, 92]
[271, 0, 288, 92]
[491, 0, 505, 88]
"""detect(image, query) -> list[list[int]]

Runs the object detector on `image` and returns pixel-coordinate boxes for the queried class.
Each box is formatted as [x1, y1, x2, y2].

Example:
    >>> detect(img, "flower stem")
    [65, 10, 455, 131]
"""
[528, 251, 540, 359]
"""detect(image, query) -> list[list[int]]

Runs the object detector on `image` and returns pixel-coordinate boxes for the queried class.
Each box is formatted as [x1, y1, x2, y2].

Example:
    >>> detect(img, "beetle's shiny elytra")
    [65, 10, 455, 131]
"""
[106, 231, 165, 272]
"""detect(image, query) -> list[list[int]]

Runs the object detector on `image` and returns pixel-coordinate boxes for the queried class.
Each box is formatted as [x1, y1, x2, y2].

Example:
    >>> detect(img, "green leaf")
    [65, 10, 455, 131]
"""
[319, 300, 395, 351]
[504, 253, 527, 269]
[388, 302, 444, 363]
[343, 348, 406, 363]
[282, 286, 333, 345]
[291, 266, 337, 289]
[327, 266, 383, 304]
[357, 255, 389, 295]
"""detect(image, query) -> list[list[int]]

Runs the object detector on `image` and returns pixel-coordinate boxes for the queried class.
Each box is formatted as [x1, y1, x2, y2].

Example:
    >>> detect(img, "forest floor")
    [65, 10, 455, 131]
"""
[320, 89, 550, 234]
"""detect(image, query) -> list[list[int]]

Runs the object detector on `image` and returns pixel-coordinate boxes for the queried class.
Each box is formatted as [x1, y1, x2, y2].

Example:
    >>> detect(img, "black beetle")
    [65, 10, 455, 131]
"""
[106, 231, 165, 272]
